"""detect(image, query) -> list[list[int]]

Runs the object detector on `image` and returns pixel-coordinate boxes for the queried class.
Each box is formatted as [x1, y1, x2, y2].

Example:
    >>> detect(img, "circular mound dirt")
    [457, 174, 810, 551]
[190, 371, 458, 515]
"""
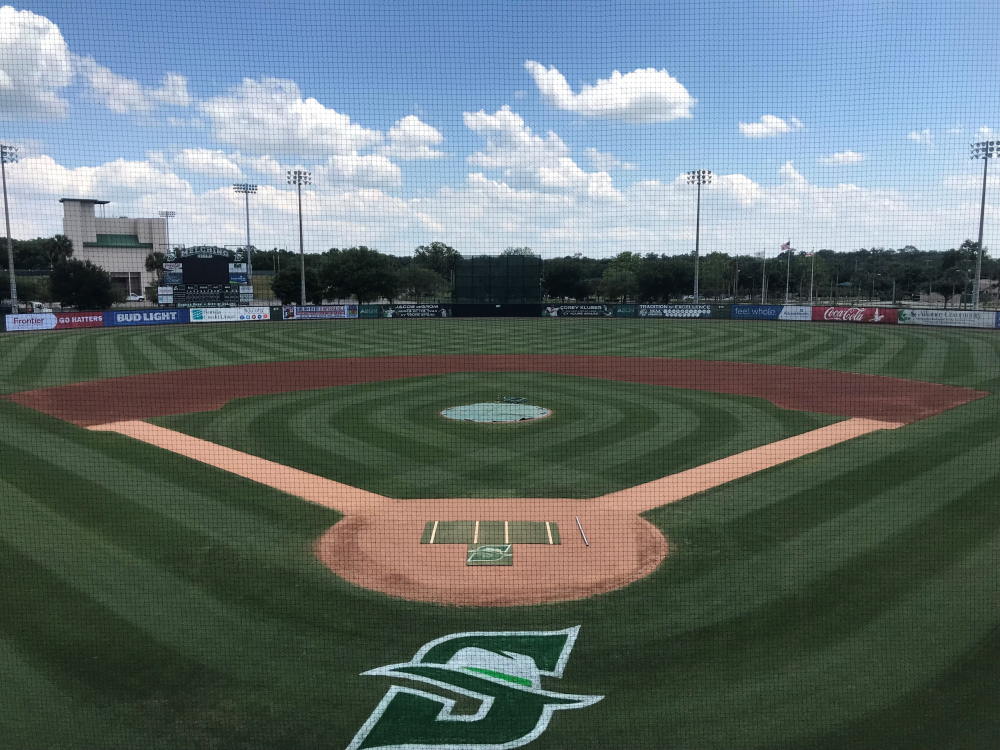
[315, 498, 668, 606]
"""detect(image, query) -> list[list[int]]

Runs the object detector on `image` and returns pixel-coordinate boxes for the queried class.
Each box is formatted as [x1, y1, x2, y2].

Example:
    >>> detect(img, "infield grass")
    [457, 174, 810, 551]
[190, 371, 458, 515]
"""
[0, 319, 997, 749]
[152, 372, 837, 499]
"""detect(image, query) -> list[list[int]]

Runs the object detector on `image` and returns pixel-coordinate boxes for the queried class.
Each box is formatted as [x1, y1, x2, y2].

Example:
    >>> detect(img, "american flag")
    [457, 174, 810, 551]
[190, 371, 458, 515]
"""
[781, 241, 791, 252]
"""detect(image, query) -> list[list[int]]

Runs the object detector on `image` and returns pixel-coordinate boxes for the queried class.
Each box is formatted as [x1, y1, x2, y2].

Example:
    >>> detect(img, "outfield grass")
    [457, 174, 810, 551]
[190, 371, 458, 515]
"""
[153, 372, 837, 499]
[0, 319, 997, 749]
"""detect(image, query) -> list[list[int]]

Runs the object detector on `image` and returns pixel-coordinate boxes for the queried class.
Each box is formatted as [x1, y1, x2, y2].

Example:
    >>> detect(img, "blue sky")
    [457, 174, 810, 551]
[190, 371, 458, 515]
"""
[2, 0, 998, 256]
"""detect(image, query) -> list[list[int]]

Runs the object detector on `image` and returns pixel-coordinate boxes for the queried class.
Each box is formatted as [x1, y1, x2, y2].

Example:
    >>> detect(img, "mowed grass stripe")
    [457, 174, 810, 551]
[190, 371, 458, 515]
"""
[155, 373, 835, 499]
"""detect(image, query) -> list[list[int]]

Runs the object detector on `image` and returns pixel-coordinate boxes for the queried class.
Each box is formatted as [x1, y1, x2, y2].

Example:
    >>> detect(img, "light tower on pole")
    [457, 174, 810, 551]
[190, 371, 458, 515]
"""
[2, 144, 20, 311]
[233, 184, 258, 280]
[158, 210, 175, 254]
[286, 170, 312, 306]
[686, 169, 713, 303]
[970, 140, 997, 310]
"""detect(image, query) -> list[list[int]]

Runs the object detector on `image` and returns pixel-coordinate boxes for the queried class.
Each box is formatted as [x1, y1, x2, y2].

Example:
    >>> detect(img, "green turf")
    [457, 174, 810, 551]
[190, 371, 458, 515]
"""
[0, 319, 998, 749]
[151, 372, 838, 499]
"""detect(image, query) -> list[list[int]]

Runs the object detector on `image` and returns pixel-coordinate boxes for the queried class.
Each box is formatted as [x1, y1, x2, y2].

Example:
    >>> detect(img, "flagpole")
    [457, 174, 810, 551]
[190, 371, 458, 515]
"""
[809, 249, 815, 305]
[761, 251, 767, 304]
[784, 241, 792, 303]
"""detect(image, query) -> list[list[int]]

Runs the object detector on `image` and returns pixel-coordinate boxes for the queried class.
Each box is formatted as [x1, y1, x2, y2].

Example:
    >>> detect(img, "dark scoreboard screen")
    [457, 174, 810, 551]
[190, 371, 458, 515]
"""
[181, 254, 230, 285]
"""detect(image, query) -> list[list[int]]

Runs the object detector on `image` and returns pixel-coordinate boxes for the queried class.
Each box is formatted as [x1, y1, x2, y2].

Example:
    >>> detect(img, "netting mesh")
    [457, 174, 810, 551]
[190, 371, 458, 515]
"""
[1, 2, 998, 748]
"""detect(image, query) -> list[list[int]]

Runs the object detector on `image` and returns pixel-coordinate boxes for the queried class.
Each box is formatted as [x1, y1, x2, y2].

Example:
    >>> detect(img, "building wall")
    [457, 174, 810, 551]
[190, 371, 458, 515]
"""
[62, 201, 168, 291]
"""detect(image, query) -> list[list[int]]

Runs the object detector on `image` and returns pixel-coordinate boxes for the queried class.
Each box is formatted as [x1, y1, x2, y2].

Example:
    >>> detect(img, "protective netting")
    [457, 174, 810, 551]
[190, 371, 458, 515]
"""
[1, 2, 998, 748]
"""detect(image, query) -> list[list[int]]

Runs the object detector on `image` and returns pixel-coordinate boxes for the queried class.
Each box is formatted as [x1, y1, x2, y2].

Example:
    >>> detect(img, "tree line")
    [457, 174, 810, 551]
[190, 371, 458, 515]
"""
[4, 235, 997, 309]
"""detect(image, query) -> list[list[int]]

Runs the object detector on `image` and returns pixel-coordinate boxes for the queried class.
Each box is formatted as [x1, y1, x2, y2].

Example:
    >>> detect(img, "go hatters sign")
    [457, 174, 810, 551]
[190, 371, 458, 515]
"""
[5, 312, 104, 331]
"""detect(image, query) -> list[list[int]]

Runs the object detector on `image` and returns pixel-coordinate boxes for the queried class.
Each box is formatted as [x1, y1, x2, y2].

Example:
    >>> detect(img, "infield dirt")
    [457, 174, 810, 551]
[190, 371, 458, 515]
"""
[17, 355, 982, 606]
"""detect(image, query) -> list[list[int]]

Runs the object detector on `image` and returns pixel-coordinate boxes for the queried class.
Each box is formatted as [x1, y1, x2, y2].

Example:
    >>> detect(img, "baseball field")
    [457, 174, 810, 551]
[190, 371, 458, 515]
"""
[0, 318, 997, 749]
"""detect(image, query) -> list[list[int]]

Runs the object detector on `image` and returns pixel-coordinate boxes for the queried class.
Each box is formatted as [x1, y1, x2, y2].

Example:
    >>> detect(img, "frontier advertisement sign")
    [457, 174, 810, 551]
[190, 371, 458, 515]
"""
[103, 309, 189, 327]
[898, 308, 998, 329]
[189, 307, 270, 323]
[812, 306, 898, 324]
[282, 305, 359, 320]
[5, 312, 105, 332]
[639, 304, 712, 318]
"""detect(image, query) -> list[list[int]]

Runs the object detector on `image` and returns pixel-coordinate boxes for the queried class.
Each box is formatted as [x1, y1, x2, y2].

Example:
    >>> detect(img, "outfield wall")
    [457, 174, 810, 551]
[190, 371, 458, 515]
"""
[6, 304, 1000, 332]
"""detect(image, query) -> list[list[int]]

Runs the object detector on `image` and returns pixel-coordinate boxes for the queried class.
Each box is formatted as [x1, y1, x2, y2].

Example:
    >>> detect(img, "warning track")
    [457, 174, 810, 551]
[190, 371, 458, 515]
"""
[5, 354, 986, 425]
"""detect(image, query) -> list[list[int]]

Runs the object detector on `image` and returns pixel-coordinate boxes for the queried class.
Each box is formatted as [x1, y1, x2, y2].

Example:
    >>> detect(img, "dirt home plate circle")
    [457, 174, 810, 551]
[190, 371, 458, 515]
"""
[7, 355, 985, 606]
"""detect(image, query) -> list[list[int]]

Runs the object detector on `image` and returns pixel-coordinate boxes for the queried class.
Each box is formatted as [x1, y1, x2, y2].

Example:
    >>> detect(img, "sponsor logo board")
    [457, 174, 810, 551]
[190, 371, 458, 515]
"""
[103, 309, 189, 327]
[897, 308, 997, 329]
[732, 304, 782, 320]
[5, 312, 105, 331]
[778, 305, 812, 321]
[162, 262, 182, 272]
[812, 306, 898, 324]
[382, 304, 446, 318]
[542, 305, 613, 317]
[282, 304, 359, 320]
[188, 306, 270, 322]
[349, 627, 601, 750]
[639, 304, 712, 318]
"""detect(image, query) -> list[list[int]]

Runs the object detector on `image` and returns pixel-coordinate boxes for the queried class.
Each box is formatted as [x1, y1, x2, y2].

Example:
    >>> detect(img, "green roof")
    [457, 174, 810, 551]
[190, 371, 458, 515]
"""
[83, 234, 154, 249]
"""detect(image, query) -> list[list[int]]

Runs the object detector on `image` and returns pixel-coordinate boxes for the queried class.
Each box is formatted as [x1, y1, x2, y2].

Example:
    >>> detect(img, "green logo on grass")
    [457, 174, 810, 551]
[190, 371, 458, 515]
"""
[348, 626, 601, 750]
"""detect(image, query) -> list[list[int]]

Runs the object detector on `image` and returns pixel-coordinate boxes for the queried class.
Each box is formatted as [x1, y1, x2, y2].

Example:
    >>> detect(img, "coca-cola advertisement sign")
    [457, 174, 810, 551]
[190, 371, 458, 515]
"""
[812, 306, 898, 324]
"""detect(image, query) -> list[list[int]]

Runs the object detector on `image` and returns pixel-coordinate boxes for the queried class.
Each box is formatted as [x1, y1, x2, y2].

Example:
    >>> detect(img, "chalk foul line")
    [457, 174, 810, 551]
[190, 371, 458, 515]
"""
[88, 417, 901, 516]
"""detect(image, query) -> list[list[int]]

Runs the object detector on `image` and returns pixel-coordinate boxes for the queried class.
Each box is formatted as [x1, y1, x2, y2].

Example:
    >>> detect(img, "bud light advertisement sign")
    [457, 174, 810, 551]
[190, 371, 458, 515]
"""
[103, 309, 189, 327]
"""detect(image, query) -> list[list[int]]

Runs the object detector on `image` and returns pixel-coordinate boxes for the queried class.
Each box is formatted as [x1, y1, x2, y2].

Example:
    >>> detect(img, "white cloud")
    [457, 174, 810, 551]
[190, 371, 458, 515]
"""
[167, 116, 204, 128]
[379, 115, 445, 160]
[908, 129, 933, 144]
[318, 153, 402, 188]
[978, 126, 998, 139]
[464, 106, 619, 198]
[818, 150, 866, 165]
[0, 6, 74, 120]
[949, 124, 964, 135]
[75, 57, 190, 113]
[199, 77, 382, 156]
[739, 115, 804, 138]
[584, 147, 635, 171]
[174, 148, 243, 179]
[524, 61, 695, 123]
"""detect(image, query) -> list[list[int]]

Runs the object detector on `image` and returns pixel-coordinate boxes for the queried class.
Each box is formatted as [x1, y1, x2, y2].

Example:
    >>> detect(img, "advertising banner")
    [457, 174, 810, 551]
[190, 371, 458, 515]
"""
[282, 305, 359, 320]
[157, 286, 174, 305]
[778, 305, 813, 321]
[897, 308, 997, 329]
[359, 304, 380, 318]
[163, 271, 183, 285]
[614, 304, 638, 318]
[5, 312, 105, 331]
[812, 306, 898, 324]
[542, 305, 613, 317]
[104, 309, 189, 327]
[732, 304, 783, 320]
[189, 306, 270, 323]
[163, 262, 182, 272]
[638, 304, 713, 318]
[382, 304, 446, 318]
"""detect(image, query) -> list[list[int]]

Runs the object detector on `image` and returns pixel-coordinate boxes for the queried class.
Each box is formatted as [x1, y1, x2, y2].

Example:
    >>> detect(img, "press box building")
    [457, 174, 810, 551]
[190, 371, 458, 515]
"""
[60, 198, 168, 297]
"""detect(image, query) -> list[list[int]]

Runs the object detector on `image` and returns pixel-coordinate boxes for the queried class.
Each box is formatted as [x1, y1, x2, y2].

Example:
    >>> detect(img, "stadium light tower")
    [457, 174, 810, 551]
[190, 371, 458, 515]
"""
[970, 140, 997, 309]
[158, 210, 175, 255]
[233, 183, 258, 279]
[686, 169, 713, 303]
[287, 169, 312, 305]
[2, 144, 19, 312]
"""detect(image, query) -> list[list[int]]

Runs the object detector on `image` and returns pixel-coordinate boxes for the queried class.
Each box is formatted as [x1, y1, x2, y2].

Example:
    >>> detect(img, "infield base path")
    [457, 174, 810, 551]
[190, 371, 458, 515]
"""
[90, 417, 900, 606]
